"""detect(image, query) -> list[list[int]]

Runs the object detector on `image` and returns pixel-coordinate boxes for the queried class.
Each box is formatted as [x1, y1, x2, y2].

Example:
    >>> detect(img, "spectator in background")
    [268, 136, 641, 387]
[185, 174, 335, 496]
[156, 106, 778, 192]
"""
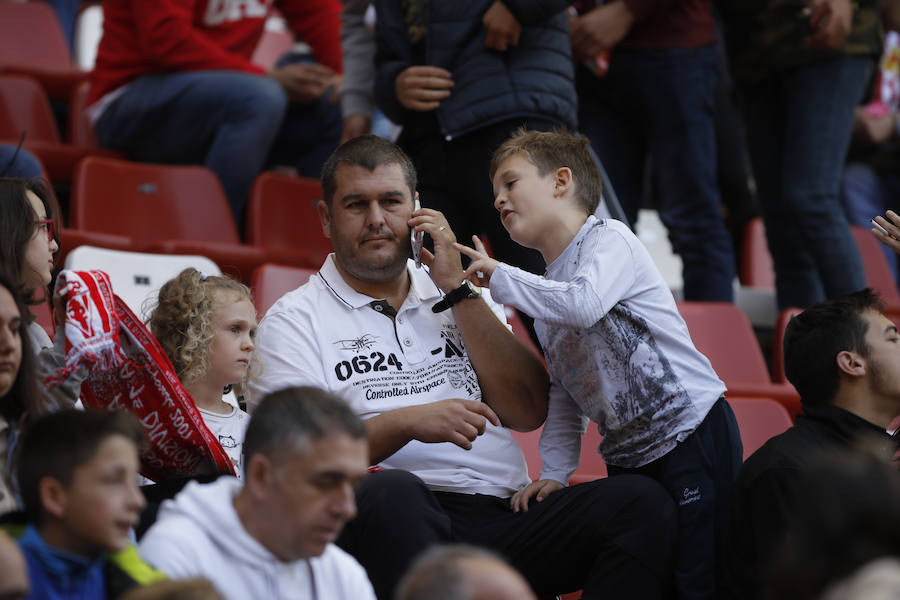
[725, 289, 900, 599]
[0, 177, 87, 407]
[139, 387, 375, 600]
[571, 0, 736, 302]
[15, 409, 163, 598]
[719, 0, 880, 310]
[249, 135, 678, 600]
[395, 544, 537, 600]
[148, 269, 256, 477]
[372, 0, 577, 281]
[766, 452, 900, 600]
[0, 273, 45, 516]
[87, 0, 345, 227]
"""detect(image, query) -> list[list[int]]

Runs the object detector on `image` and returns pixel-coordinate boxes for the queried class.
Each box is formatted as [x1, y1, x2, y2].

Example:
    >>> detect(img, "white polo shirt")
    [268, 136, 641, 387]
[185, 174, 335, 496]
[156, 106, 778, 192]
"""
[248, 256, 531, 498]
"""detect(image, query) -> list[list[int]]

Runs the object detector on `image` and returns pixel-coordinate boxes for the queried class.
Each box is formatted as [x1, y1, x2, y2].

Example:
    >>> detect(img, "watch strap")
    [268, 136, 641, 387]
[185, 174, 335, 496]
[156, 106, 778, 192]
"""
[432, 281, 479, 313]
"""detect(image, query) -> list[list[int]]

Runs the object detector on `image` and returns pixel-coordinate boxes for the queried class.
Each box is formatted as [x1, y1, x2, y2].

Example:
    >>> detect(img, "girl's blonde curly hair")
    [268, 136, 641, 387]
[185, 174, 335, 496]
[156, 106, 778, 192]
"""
[147, 268, 255, 389]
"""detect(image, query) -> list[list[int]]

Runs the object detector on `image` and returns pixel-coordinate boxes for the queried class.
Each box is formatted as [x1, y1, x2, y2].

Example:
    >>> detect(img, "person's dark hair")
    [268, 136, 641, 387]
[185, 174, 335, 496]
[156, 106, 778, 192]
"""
[765, 449, 900, 600]
[783, 288, 883, 406]
[0, 272, 42, 425]
[17, 409, 145, 524]
[395, 544, 514, 600]
[244, 387, 366, 466]
[0, 178, 59, 304]
[490, 128, 602, 215]
[320, 135, 417, 209]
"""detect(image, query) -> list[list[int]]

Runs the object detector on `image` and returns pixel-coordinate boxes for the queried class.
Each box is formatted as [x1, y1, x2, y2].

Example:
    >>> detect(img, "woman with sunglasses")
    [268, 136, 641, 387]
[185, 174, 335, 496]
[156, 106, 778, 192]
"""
[0, 178, 82, 407]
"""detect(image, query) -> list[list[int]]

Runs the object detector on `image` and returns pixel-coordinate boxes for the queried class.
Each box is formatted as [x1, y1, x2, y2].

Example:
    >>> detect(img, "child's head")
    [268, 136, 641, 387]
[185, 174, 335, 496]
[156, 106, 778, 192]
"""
[17, 409, 146, 556]
[148, 268, 257, 392]
[0, 178, 59, 303]
[490, 129, 602, 217]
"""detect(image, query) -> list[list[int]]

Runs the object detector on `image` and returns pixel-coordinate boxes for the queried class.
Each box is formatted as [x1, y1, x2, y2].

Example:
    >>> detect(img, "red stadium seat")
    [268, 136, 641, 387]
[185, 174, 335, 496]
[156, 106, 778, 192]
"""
[851, 225, 900, 306]
[771, 307, 804, 384]
[0, 75, 118, 181]
[70, 157, 317, 281]
[677, 301, 801, 418]
[727, 397, 793, 460]
[739, 217, 774, 289]
[68, 79, 98, 147]
[0, 2, 88, 100]
[511, 421, 607, 484]
[250, 263, 317, 317]
[246, 172, 332, 266]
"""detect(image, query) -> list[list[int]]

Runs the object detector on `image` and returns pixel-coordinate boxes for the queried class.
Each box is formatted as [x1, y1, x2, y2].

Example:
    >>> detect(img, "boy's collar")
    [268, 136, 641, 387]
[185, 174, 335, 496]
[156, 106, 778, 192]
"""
[19, 524, 107, 572]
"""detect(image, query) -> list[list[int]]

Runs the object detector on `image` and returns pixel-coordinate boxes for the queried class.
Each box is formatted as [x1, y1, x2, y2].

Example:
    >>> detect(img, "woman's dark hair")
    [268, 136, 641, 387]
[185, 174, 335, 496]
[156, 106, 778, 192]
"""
[0, 271, 43, 425]
[0, 177, 60, 304]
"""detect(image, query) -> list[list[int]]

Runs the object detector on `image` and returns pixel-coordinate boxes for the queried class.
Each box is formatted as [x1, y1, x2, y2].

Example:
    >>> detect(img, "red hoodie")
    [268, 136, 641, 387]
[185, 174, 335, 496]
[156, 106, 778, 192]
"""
[88, 0, 342, 105]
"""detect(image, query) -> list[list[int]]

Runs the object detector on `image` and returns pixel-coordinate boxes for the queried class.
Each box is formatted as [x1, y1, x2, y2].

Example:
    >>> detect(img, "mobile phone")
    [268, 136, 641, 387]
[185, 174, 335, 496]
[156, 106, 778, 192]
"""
[412, 198, 424, 268]
[871, 218, 894, 238]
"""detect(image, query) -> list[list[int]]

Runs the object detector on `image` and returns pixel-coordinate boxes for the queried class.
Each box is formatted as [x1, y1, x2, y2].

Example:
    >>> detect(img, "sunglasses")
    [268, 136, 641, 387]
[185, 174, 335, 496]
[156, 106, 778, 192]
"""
[35, 218, 55, 242]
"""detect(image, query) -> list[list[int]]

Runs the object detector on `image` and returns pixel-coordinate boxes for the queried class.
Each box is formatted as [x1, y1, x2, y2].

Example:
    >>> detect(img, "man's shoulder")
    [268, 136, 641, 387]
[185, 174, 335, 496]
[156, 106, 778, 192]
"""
[315, 545, 376, 597]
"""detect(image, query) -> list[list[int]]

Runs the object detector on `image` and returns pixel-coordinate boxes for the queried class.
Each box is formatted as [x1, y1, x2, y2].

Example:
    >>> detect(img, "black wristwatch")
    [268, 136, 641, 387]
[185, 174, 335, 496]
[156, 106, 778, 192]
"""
[432, 280, 481, 313]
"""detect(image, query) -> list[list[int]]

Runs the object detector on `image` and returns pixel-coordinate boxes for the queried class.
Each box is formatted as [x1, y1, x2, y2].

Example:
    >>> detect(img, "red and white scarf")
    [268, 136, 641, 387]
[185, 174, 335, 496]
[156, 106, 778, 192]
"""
[47, 270, 236, 481]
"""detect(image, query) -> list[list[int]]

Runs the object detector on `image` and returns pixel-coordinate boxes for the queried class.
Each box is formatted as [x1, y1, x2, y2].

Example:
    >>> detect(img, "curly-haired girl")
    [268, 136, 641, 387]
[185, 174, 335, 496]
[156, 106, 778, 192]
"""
[148, 268, 256, 477]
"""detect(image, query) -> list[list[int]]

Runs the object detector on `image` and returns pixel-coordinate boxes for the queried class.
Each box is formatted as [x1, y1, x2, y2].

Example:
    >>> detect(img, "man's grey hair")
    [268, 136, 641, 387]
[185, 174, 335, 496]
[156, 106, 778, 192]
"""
[394, 544, 512, 600]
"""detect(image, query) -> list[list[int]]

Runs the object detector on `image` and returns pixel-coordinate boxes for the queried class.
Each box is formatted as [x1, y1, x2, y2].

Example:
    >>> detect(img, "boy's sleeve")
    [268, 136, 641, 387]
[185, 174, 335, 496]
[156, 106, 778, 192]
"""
[489, 228, 637, 329]
[537, 381, 588, 484]
[246, 310, 329, 411]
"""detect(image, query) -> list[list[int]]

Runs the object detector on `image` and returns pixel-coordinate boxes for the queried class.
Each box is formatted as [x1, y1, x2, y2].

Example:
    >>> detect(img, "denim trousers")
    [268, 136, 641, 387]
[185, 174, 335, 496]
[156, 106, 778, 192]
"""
[94, 69, 342, 226]
[841, 162, 900, 285]
[577, 44, 736, 302]
[739, 55, 872, 309]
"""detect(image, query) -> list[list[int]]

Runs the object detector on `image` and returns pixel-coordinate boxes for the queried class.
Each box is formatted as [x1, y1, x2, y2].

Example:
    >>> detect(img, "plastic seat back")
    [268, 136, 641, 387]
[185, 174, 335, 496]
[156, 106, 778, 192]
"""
[739, 217, 775, 289]
[251, 28, 294, 69]
[68, 79, 97, 147]
[247, 172, 331, 259]
[727, 397, 793, 461]
[0, 75, 61, 142]
[771, 307, 804, 383]
[0, 2, 74, 71]
[71, 156, 240, 247]
[677, 301, 771, 383]
[64, 246, 221, 320]
[251, 263, 317, 317]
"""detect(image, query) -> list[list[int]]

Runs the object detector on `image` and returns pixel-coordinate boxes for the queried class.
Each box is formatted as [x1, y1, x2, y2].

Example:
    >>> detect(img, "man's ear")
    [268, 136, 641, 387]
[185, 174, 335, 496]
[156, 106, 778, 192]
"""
[244, 454, 274, 502]
[39, 477, 68, 520]
[553, 167, 573, 198]
[316, 200, 332, 239]
[836, 350, 866, 378]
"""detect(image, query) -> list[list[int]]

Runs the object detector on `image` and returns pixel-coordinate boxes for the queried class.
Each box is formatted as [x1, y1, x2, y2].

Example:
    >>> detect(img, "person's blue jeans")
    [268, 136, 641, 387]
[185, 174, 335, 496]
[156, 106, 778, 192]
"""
[739, 56, 872, 309]
[94, 69, 342, 226]
[841, 162, 900, 286]
[577, 44, 736, 302]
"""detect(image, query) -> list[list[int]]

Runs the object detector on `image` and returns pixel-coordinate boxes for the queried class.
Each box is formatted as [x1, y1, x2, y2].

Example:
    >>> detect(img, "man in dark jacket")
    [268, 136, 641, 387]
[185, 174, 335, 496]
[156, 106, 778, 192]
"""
[373, 0, 577, 278]
[725, 288, 900, 599]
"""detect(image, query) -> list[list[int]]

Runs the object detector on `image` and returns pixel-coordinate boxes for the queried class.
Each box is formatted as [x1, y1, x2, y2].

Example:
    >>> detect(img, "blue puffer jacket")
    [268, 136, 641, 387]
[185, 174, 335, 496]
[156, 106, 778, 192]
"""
[374, 0, 576, 141]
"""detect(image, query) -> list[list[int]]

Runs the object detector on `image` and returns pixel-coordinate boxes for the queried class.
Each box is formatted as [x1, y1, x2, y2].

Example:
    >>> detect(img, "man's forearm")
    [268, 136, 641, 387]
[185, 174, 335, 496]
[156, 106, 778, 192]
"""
[364, 409, 416, 464]
[451, 298, 549, 431]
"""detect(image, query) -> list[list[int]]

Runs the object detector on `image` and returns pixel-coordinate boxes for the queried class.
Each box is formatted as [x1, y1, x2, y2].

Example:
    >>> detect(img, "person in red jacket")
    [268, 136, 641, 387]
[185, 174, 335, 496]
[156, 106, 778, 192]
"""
[87, 0, 344, 227]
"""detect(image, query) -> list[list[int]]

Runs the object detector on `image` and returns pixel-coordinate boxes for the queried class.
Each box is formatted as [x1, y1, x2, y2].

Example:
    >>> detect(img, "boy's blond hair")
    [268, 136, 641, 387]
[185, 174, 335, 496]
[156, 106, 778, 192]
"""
[490, 129, 602, 216]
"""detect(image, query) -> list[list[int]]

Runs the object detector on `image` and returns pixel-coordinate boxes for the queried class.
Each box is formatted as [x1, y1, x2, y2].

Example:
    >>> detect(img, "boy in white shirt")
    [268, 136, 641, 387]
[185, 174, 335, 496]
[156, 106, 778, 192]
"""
[455, 128, 743, 600]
